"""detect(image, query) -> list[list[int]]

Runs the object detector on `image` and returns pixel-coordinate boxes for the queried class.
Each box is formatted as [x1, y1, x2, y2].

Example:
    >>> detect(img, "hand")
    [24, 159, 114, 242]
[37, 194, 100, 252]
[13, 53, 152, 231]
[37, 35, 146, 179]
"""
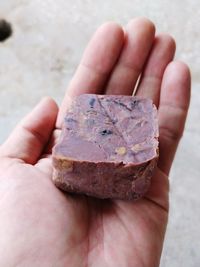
[0, 18, 190, 267]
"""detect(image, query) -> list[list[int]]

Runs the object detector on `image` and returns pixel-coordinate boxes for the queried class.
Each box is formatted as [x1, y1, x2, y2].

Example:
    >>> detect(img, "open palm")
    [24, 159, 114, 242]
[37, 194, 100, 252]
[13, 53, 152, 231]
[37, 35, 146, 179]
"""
[0, 18, 190, 267]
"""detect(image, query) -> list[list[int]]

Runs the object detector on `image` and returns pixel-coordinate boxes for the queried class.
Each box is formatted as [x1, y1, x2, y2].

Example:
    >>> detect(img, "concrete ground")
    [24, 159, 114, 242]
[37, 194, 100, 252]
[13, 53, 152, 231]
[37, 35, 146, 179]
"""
[0, 1, 199, 266]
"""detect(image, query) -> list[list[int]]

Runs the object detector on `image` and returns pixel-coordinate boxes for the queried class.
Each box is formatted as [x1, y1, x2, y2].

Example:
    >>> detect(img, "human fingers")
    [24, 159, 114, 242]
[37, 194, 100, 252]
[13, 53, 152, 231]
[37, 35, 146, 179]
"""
[0, 98, 58, 164]
[105, 18, 155, 95]
[158, 61, 191, 175]
[137, 34, 176, 106]
[56, 22, 124, 128]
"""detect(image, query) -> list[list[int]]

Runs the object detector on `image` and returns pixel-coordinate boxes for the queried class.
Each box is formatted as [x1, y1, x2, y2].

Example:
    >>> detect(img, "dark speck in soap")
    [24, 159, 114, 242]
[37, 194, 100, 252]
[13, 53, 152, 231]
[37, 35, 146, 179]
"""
[131, 100, 139, 109]
[89, 98, 96, 108]
[100, 129, 113, 136]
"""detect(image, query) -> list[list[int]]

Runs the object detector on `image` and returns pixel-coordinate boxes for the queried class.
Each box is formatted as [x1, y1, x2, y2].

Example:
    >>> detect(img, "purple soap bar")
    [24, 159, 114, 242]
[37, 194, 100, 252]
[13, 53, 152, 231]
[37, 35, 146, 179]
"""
[52, 94, 159, 200]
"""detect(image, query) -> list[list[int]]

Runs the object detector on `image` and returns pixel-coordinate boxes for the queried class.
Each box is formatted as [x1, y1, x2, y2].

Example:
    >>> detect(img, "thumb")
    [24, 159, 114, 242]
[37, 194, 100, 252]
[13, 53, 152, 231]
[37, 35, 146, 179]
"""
[0, 97, 58, 164]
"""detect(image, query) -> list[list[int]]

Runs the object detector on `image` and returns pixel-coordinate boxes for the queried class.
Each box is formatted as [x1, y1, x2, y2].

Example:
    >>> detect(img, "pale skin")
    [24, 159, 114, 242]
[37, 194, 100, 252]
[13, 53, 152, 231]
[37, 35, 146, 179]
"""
[0, 18, 191, 267]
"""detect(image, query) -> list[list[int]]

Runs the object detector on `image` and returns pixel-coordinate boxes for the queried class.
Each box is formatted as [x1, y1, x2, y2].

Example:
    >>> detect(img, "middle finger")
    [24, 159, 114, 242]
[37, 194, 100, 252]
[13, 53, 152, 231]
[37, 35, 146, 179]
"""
[105, 18, 155, 95]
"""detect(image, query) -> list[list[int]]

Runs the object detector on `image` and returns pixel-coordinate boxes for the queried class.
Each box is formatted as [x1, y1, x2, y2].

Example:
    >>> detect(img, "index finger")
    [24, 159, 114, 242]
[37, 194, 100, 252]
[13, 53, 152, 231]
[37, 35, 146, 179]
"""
[56, 22, 124, 128]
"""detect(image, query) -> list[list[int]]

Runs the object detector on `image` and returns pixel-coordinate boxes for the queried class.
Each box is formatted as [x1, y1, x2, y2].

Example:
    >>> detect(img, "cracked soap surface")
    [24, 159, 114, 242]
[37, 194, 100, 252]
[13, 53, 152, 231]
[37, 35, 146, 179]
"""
[54, 94, 158, 164]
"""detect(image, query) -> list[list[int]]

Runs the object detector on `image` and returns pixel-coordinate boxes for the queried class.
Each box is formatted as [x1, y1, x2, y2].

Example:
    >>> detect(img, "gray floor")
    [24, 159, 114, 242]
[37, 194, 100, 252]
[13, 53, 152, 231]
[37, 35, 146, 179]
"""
[0, 1, 199, 266]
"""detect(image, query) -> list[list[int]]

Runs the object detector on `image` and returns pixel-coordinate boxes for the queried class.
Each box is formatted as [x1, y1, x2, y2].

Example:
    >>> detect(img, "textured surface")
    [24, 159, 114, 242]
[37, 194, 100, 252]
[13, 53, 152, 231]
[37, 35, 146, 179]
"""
[0, 0, 199, 266]
[54, 95, 158, 163]
[53, 94, 158, 200]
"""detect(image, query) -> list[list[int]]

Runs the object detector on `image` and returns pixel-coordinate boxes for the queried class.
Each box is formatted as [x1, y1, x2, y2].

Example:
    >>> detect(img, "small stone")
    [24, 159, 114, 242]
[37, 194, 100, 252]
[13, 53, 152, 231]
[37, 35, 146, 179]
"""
[0, 19, 12, 42]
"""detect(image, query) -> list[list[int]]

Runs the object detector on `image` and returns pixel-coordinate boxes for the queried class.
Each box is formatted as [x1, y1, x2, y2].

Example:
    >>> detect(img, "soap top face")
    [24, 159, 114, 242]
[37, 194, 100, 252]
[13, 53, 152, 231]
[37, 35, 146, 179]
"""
[54, 94, 159, 165]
